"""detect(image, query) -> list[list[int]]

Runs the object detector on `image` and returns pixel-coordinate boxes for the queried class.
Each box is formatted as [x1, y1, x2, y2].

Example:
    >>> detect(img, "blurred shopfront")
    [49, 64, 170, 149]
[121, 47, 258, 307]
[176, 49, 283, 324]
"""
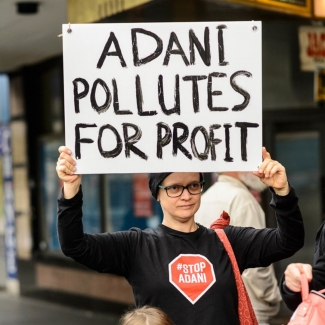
[3, 0, 325, 322]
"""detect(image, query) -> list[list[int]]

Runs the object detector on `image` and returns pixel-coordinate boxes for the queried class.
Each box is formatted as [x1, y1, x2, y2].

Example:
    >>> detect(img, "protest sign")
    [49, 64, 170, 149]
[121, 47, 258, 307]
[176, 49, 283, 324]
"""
[62, 21, 262, 174]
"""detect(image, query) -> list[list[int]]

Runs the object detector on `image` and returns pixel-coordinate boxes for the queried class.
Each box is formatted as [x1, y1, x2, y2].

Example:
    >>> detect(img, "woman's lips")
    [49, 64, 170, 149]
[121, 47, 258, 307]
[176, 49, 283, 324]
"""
[178, 204, 194, 209]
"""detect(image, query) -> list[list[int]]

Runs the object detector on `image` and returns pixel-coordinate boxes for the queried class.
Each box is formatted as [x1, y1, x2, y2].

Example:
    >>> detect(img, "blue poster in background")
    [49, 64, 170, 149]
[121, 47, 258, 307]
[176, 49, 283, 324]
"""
[81, 174, 101, 234]
[0, 125, 18, 280]
[107, 174, 162, 232]
[40, 139, 62, 250]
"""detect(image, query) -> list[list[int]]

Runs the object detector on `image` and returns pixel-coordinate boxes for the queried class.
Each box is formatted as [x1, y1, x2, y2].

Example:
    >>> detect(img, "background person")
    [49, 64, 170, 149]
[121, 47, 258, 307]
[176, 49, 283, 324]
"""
[280, 221, 325, 311]
[119, 305, 174, 325]
[195, 171, 281, 325]
[56, 146, 304, 325]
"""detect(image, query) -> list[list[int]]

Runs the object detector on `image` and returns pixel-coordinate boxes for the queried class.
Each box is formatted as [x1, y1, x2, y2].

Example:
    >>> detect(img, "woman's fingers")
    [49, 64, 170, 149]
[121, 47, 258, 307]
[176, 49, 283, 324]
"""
[259, 157, 284, 178]
[257, 160, 284, 181]
[58, 146, 71, 155]
[260, 160, 275, 178]
[56, 161, 74, 176]
[255, 147, 288, 194]
[56, 147, 78, 181]
[284, 264, 303, 292]
[284, 263, 313, 292]
[262, 146, 271, 161]
[57, 154, 76, 173]
[56, 147, 82, 198]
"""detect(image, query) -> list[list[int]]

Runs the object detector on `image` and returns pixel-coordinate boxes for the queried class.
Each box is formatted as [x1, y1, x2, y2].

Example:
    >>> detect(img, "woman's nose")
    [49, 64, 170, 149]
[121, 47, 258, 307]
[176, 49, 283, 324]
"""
[180, 187, 191, 199]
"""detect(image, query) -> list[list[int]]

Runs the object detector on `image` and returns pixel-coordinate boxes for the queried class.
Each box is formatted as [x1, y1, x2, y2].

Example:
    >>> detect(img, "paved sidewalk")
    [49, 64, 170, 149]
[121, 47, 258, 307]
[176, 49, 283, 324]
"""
[0, 290, 291, 325]
[0, 291, 120, 325]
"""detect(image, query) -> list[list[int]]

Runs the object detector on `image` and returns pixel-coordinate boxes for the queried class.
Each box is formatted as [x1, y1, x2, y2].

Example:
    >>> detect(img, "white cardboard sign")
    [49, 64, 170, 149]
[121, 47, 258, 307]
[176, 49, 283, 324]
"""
[62, 21, 262, 174]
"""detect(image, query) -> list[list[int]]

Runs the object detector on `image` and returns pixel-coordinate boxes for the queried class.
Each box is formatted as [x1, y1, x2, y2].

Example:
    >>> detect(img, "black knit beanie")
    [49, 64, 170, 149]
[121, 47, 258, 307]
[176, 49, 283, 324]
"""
[148, 172, 204, 200]
[148, 173, 172, 200]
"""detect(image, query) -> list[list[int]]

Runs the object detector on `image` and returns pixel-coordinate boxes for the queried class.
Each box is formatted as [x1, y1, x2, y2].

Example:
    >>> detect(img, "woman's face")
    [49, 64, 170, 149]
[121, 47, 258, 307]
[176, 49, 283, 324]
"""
[157, 172, 201, 224]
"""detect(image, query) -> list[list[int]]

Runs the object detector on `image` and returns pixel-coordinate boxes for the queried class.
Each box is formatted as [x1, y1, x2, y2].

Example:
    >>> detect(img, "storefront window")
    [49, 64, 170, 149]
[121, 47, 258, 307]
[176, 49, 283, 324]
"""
[39, 138, 101, 251]
[105, 173, 162, 232]
[275, 131, 321, 268]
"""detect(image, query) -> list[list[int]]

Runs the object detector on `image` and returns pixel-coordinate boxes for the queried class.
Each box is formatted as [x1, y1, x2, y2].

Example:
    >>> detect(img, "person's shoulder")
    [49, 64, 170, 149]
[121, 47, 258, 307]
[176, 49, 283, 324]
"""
[231, 188, 258, 207]
[202, 181, 243, 201]
[213, 183, 254, 208]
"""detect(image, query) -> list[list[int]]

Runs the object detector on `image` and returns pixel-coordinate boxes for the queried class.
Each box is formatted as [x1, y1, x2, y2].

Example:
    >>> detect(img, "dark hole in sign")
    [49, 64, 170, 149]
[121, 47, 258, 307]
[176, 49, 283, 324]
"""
[16, 2, 39, 14]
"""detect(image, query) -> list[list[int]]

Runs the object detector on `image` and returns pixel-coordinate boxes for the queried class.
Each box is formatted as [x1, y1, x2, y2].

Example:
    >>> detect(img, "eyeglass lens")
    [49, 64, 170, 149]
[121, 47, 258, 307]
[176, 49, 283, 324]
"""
[167, 182, 203, 197]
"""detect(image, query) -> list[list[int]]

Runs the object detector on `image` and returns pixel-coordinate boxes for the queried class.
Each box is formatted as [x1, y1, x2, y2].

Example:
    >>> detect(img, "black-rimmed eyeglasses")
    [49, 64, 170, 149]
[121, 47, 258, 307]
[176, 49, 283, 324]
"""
[158, 181, 205, 198]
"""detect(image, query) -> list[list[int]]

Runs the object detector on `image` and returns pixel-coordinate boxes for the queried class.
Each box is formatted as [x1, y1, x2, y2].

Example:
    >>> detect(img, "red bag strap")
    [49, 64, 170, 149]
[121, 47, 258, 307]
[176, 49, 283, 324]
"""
[300, 273, 309, 302]
[300, 273, 325, 297]
[215, 229, 259, 325]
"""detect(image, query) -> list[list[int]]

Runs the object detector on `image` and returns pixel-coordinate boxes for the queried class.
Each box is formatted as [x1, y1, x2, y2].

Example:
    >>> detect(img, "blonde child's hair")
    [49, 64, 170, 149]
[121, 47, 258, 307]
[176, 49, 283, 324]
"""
[119, 306, 174, 325]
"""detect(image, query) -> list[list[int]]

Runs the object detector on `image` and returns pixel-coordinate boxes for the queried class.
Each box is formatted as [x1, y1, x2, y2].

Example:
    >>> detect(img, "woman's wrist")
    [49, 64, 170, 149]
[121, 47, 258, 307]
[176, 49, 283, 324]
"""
[282, 280, 299, 295]
[63, 182, 80, 199]
[273, 182, 290, 196]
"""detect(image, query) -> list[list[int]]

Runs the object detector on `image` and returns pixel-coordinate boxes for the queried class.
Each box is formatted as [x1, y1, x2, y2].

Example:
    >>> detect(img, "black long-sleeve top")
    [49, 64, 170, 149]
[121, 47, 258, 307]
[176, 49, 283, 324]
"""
[280, 221, 325, 311]
[58, 185, 304, 325]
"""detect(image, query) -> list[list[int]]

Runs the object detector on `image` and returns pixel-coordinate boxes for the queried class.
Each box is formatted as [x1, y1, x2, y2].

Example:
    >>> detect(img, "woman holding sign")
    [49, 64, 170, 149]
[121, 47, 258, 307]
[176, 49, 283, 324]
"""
[56, 146, 304, 325]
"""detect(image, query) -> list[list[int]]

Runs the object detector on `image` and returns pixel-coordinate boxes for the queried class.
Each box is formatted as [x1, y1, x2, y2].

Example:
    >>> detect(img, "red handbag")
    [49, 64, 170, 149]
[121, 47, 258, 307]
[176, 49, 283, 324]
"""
[287, 273, 325, 325]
